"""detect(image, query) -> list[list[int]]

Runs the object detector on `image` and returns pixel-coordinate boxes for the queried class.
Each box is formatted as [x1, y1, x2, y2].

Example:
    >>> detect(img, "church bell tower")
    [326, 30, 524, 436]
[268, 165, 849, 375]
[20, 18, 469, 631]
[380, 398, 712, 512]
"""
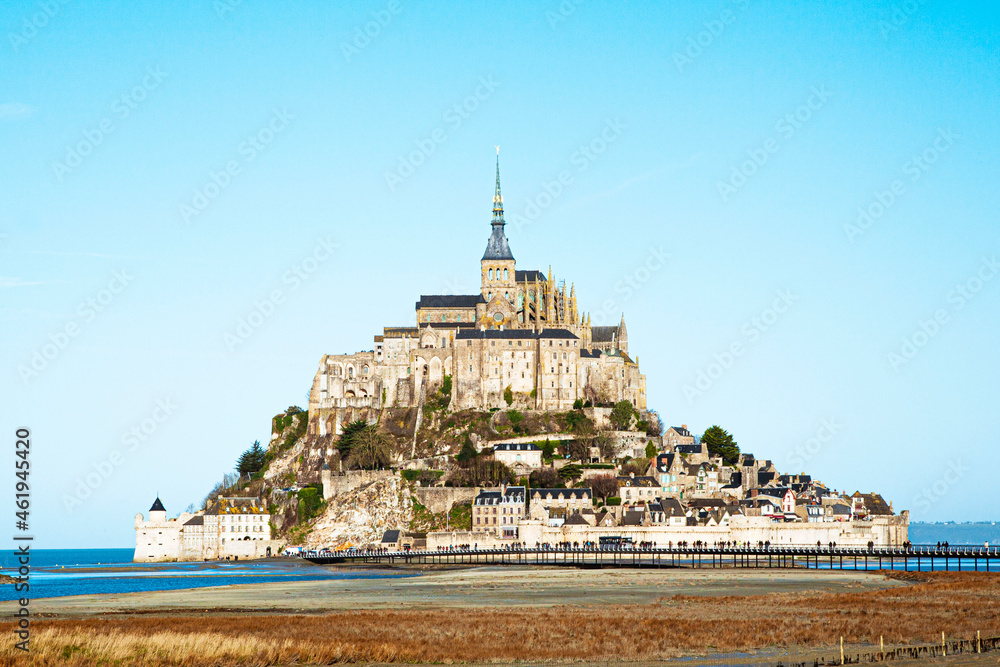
[481, 148, 516, 327]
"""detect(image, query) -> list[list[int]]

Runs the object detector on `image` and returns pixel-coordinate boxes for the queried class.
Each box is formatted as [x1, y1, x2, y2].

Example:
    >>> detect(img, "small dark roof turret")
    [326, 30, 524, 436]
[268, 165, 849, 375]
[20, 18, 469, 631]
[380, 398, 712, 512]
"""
[150, 497, 166, 512]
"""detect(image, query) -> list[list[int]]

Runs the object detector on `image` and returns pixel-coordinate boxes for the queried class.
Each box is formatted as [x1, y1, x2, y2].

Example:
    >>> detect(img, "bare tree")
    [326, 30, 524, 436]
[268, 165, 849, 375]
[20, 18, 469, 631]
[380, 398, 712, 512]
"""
[590, 474, 619, 501]
[593, 431, 616, 461]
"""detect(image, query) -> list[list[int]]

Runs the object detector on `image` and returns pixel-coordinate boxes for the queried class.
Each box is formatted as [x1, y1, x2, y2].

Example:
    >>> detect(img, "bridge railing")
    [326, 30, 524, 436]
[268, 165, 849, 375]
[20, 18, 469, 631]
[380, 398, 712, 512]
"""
[295, 544, 1000, 560]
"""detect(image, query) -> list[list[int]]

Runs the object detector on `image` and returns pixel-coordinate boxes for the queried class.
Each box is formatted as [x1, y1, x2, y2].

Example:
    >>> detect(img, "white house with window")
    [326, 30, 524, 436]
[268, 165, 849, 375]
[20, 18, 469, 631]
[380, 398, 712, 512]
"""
[491, 442, 542, 469]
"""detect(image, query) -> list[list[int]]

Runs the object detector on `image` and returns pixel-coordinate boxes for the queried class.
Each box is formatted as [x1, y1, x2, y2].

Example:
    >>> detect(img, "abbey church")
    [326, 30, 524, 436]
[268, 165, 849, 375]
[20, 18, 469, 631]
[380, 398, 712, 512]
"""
[308, 155, 646, 437]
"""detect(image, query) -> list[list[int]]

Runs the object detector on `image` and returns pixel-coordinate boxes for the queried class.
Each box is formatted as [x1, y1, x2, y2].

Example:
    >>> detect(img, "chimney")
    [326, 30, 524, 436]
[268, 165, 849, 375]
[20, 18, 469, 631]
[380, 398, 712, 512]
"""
[682, 424, 687, 430]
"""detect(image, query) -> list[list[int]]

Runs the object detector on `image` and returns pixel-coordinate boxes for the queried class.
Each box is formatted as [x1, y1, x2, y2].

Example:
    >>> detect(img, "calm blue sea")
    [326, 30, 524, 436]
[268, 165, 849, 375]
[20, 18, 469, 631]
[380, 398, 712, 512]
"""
[909, 522, 1000, 545]
[0, 548, 406, 601]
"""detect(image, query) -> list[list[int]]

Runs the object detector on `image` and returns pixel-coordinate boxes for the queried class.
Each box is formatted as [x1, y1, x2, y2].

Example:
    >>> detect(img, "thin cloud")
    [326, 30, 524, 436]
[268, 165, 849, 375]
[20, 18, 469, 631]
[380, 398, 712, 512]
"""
[0, 103, 33, 120]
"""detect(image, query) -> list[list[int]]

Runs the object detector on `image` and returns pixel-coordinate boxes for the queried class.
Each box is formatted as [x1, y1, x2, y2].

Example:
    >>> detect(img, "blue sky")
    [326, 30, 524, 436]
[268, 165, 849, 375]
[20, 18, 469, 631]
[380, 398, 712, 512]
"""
[2, 1, 998, 548]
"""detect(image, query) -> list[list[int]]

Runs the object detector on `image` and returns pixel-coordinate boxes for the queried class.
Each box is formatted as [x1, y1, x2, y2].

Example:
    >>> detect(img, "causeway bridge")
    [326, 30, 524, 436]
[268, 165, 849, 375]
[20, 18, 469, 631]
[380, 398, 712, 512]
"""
[302, 544, 1000, 572]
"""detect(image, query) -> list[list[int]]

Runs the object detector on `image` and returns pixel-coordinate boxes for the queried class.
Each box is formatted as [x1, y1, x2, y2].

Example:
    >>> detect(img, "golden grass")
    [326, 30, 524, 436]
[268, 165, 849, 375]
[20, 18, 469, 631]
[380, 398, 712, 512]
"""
[8, 571, 1000, 666]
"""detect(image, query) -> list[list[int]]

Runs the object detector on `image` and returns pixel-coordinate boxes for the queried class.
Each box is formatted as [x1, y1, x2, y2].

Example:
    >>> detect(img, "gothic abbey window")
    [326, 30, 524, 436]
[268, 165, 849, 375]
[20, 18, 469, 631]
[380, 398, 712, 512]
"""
[504, 268, 508, 280]
[489, 268, 493, 280]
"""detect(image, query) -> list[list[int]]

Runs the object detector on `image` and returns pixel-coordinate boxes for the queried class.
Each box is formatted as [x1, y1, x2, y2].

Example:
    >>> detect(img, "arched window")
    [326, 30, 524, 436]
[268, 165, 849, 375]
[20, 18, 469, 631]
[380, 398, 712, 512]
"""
[503, 268, 508, 280]
[489, 268, 493, 280]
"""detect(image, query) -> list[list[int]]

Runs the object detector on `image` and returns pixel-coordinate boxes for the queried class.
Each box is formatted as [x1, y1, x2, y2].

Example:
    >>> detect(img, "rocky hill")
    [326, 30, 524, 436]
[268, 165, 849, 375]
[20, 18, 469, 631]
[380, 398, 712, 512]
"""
[208, 402, 657, 548]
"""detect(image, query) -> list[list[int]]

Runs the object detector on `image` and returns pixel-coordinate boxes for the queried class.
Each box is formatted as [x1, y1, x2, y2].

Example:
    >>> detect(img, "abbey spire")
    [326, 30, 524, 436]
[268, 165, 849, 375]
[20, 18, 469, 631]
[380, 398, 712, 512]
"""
[482, 147, 514, 261]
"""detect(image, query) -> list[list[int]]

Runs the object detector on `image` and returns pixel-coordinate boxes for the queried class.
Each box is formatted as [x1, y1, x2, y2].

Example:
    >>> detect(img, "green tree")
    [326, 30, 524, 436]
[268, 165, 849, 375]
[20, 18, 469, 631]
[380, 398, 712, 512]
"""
[539, 439, 557, 460]
[645, 441, 658, 459]
[701, 425, 740, 465]
[236, 440, 266, 476]
[564, 410, 593, 434]
[503, 385, 514, 406]
[506, 409, 524, 433]
[297, 487, 324, 521]
[345, 428, 392, 470]
[456, 433, 479, 465]
[337, 419, 371, 456]
[609, 400, 634, 430]
[558, 463, 583, 483]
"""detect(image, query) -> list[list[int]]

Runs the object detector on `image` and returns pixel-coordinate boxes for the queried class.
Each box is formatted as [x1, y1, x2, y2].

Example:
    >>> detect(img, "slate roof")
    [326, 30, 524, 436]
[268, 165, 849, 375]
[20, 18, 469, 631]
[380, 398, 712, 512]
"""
[483, 223, 514, 260]
[455, 328, 578, 341]
[416, 294, 486, 309]
[515, 269, 545, 282]
[854, 492, 893, 515]
[593, 510, 614, 526]
[537, 328, 579, 339]
[591, 326, 618, 342]
[183, 515, 204, 526]
[579, 349, 601, 358]
[617, 475, 658, 487]
[424, 322, 476, 329]
[722, 471, 743, 488]
[456, 329, 537, 340]
[381, 529, 402, 544]
[622, 510, 645, 526]
[669, 426, 692, 437]
[687, 498, 730, 509]
[655, 452, 677, 472]
[149, 497, 166, 512]
[757, 471, 777, 486]
[493, 442, 542, 452]
[530, 488, 591, 499]
[563, 512, 591, 526]
[474, 486, 526, 505]
[658, 497, 685, 517]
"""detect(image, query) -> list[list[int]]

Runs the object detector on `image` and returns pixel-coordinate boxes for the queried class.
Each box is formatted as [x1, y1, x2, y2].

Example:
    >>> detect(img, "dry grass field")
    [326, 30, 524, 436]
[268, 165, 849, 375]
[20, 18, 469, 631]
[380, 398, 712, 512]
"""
[7, 571, 1000, 666]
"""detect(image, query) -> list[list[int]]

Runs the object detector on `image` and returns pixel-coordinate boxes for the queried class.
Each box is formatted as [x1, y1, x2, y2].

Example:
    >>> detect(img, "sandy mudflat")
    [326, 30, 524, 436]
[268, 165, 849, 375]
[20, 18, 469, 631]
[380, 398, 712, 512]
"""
[33, 564, 904, 617]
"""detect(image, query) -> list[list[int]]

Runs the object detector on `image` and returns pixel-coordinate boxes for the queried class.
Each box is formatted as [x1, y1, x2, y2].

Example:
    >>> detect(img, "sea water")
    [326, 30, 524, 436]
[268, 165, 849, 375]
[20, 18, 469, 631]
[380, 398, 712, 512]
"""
[0, 548, 406, 601]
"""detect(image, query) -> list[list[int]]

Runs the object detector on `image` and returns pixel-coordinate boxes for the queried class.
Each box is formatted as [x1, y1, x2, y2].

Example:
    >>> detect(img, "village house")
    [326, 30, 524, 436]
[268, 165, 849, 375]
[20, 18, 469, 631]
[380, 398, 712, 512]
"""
[491, 442, 542, 469]
[663, 425, 695, 448]
[472, 485, 526, 538]
[528, 487, 592, 524]
[617, 474, 659, 504]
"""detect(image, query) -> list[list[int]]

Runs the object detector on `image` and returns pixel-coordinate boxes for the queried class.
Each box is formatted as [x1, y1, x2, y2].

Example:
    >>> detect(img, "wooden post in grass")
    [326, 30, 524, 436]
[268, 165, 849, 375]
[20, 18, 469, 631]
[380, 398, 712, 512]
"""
[978, 630, 981, 653]
[942, 631, 946, 656]
[880, 635, 884, 660]
[840, 636, 844, 665]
